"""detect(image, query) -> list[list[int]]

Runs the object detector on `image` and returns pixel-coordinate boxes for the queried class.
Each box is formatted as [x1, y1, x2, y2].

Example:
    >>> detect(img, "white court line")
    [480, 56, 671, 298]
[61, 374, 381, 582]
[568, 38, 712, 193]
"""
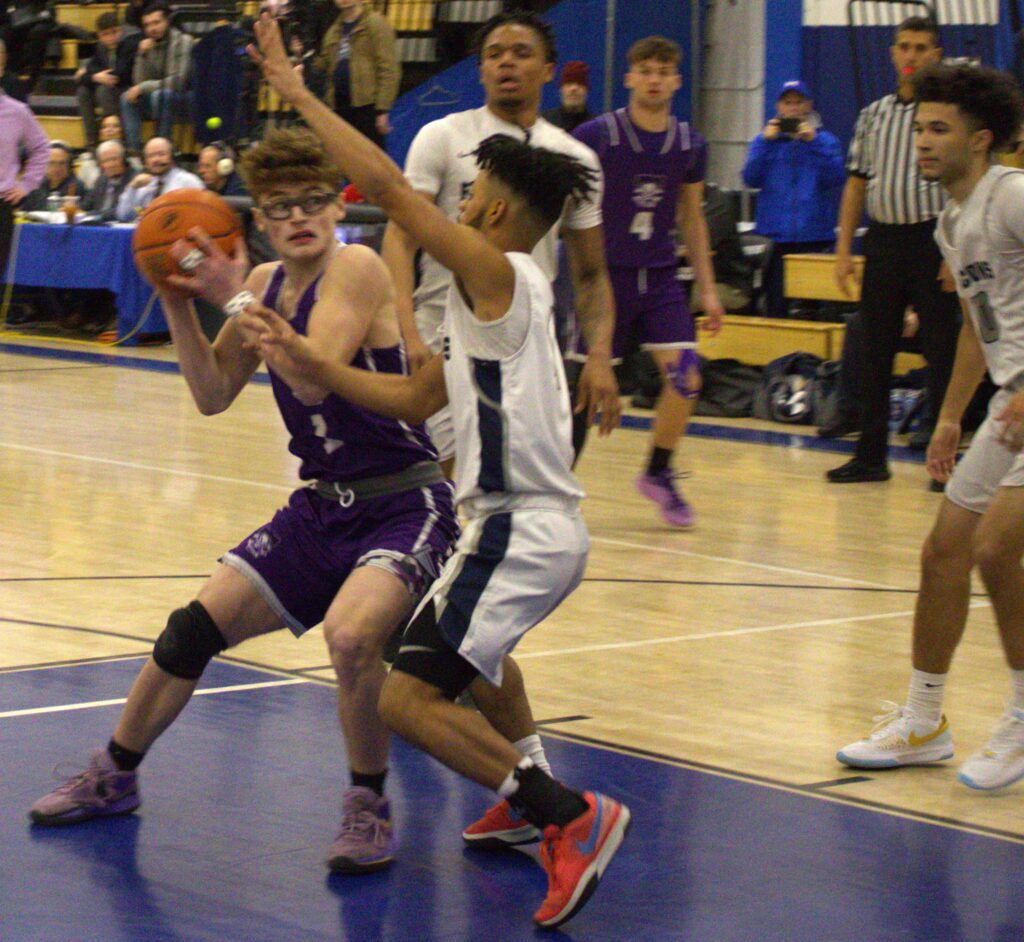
[0, 678, 307, 719]
[0, 442, 293, 493]
[1, 439, 902, 588]
[591, 535, 899, 589]
[517, 600, 992, 660]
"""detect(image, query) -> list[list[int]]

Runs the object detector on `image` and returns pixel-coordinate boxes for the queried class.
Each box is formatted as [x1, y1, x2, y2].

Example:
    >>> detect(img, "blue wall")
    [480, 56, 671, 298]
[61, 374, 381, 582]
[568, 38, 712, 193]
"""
[387, 0, 692, 167]
[802, 8, 1013, 156]
[764, 0, 803, 120]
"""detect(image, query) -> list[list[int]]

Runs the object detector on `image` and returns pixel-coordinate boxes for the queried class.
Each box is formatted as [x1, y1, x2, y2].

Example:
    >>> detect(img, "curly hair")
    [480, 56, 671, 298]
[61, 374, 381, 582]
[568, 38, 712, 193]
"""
[238, 127, 346, 200]
[914, 63, 1024, 154]
[471, 134, 596, 230]
[471, 10, 557, 64]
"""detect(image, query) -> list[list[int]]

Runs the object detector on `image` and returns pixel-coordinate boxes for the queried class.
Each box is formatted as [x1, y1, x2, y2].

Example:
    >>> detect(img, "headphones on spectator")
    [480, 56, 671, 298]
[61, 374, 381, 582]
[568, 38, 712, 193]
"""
[208, 141, 236, 177]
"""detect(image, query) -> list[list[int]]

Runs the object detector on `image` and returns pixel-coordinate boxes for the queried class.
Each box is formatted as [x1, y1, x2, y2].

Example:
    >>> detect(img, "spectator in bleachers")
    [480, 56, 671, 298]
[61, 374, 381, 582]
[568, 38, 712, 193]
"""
[120, 2, 195, 154]
[123, 0, 148, 30]
[314, 0, 399, 148]
[81, 140, 138, 220]
[741, 80, 845, 318]
[0, 37, 49, 276]
[197, 142, 249, 197]
[76, 12, 140, 151]
[116, 136, 201, 220]
[100, 112, 123, 142]
[22, 143, 86, 211]
[542, 60, 593, 133]
[0, 1, 56, 96]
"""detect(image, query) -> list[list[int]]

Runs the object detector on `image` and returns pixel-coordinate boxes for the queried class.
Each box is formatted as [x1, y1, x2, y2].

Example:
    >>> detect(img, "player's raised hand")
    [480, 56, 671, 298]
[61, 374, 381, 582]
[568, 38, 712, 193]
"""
[165, 226, 249, 307]
[248, 14, 306, 104]
[926, 419, 961, 483]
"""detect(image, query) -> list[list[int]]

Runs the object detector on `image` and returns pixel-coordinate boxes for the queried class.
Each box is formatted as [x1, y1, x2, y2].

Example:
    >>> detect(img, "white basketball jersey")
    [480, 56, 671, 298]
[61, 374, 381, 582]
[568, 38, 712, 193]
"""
[935, 165, 1024, 388]
[404, 107, 603, 334]
[443, 252, 584, 512]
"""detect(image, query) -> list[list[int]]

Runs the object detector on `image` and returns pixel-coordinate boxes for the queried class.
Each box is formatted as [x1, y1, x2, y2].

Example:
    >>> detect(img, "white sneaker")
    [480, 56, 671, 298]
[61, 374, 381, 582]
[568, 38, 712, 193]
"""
[958, 708, 1024, 791]
[837, 702, 953, 769]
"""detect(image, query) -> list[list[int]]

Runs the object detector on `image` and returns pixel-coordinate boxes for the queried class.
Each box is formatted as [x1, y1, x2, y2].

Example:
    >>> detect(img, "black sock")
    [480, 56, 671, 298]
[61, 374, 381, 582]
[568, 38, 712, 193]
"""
[511, 763, 588, 829]
[107, 738, 145, 772]
[351, 769, 387, 796]
[647, 446, 672, 477]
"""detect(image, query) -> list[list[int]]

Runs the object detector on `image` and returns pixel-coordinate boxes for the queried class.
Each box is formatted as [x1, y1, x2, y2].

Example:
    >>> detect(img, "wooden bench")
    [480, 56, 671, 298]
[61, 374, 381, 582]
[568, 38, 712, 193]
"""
[784, 252, 926, 372]
[696, 314, 843, 365]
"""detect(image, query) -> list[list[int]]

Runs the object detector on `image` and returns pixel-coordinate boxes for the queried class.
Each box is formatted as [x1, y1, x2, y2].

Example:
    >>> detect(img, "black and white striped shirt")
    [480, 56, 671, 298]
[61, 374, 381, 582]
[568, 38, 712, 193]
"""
[847, 94, 946, 225]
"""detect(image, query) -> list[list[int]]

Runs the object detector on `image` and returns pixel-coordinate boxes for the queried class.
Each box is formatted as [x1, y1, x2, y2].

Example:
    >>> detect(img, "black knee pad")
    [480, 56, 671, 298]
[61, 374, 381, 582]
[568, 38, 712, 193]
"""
[391, 600, 479, 701]
[153, 600, 228, 680]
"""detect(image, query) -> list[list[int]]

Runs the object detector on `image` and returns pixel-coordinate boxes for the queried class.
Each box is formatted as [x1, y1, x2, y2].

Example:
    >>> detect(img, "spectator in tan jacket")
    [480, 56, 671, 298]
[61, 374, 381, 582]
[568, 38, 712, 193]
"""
[315, 0, 399, 148]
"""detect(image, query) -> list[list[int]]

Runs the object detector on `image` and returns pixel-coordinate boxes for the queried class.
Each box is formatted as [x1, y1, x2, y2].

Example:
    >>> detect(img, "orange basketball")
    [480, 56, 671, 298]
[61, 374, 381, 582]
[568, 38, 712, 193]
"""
[132, 189, 242, 290]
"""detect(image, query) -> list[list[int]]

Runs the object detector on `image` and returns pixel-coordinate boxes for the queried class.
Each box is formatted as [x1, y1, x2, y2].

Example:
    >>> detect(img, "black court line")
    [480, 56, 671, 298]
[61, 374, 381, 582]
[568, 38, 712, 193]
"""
[0, 615, 327, 686]
[536, 714, 591, 726]
[0, 573, 209, 581]
[0, 652, 150, 675]
[804, 776, 874, 789]
[581, 578, 989, 598]
[542, 727, 1024, 844]
[0, 364, 109, 374]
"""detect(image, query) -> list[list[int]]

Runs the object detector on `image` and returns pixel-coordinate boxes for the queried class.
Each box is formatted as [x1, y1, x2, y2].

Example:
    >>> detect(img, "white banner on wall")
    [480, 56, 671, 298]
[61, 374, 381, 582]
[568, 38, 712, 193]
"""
[802, 0, 998, 27]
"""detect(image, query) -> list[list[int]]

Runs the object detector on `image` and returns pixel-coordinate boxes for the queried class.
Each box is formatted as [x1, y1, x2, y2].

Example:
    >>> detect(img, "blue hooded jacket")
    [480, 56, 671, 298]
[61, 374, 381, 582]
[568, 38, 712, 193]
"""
[742, 124, 846, 244]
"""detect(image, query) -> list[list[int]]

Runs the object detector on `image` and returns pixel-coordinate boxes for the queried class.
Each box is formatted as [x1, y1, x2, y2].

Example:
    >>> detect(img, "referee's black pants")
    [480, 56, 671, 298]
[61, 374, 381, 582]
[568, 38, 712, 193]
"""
[855, 220, 960, 468]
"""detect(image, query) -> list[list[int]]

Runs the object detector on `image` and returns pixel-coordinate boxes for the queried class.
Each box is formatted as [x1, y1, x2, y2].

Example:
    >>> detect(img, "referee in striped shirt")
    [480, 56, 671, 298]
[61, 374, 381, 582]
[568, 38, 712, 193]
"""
[828, 16, 960, 483]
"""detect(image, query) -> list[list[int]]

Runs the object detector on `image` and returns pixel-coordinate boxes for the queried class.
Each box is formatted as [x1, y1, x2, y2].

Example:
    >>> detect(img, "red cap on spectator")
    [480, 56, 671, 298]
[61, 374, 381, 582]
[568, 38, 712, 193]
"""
[560, 61, 589, 88]
[342, 183, 365, 204]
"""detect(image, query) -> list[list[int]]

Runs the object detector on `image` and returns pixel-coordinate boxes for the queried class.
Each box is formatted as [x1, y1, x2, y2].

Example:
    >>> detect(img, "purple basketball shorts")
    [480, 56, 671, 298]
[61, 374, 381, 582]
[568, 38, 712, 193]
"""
[222, 481, 458, 636]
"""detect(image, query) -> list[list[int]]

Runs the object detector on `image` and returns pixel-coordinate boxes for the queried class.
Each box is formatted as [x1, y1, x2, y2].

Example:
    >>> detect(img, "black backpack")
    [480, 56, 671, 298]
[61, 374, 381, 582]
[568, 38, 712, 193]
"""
[753, 352, 824, 424]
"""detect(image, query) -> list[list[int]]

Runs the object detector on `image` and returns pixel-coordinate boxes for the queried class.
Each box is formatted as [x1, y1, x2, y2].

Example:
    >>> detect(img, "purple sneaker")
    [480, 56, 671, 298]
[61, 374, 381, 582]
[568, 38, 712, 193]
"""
[327, 786, 396, 873]
[29, 749, 140, 826]
[636, 470, 696, 528]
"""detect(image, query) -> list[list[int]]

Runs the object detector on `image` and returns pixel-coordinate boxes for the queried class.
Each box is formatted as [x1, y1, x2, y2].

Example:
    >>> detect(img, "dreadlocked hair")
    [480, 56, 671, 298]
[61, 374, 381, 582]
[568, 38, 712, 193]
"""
[471, 134, 596, 230]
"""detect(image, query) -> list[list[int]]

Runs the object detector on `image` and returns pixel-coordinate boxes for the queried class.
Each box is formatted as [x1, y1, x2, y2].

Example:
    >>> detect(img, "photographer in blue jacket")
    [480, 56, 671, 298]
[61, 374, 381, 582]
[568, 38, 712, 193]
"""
[743, 80, 845, 317]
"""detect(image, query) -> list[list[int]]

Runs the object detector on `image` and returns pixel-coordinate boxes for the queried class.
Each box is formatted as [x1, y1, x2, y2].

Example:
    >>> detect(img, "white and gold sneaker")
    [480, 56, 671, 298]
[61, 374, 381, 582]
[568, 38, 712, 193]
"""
[958, 708, 1024, 791]
[837, 702, 953, 769]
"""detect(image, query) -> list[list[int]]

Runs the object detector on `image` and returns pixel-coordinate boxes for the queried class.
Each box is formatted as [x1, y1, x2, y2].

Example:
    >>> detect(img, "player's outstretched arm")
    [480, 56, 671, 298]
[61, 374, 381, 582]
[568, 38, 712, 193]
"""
[241, 303, 449, 424]
[249, 15, 514, 320]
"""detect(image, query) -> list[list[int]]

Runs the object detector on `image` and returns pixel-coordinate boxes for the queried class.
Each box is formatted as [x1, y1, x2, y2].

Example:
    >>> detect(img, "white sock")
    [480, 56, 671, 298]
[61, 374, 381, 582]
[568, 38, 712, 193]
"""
[514, 733, 551, 775]
[906, 669, 947, 725]
[498, 755, 533, 799]
[1011, 669, 1024, 714]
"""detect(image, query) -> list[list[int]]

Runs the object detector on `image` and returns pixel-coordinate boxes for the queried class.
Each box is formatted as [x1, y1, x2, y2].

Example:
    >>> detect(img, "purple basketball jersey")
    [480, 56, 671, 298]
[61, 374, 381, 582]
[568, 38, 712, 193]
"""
[574, 109, 707, 269]
[262, 264, 438, 481]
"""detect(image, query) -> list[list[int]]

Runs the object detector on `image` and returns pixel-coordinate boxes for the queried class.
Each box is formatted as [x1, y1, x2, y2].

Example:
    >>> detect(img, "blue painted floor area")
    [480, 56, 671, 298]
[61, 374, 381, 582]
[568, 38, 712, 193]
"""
[2, 660, 1021, 942]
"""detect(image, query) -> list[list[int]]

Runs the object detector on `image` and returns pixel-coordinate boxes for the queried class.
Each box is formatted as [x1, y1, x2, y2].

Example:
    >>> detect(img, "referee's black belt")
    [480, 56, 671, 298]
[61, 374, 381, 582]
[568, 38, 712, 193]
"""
[312, 461, 445, 506]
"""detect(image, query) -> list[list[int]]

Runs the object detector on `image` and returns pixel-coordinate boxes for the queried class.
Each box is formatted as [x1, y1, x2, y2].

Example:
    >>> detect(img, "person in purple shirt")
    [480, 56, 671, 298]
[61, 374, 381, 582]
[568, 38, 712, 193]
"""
[0, 38, 49, 278]
[28, 127, 460, 876]
[572, 36, 724, 528]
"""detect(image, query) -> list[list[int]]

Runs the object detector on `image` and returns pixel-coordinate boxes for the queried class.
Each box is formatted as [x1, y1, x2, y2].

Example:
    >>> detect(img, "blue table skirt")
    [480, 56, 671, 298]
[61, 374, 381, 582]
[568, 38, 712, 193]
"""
[6, 222, 169, 342]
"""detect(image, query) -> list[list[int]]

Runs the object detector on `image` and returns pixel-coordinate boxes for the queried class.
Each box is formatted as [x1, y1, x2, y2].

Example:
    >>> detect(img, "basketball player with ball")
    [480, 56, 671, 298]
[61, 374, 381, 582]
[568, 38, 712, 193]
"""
[28, 127, 462, 877]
